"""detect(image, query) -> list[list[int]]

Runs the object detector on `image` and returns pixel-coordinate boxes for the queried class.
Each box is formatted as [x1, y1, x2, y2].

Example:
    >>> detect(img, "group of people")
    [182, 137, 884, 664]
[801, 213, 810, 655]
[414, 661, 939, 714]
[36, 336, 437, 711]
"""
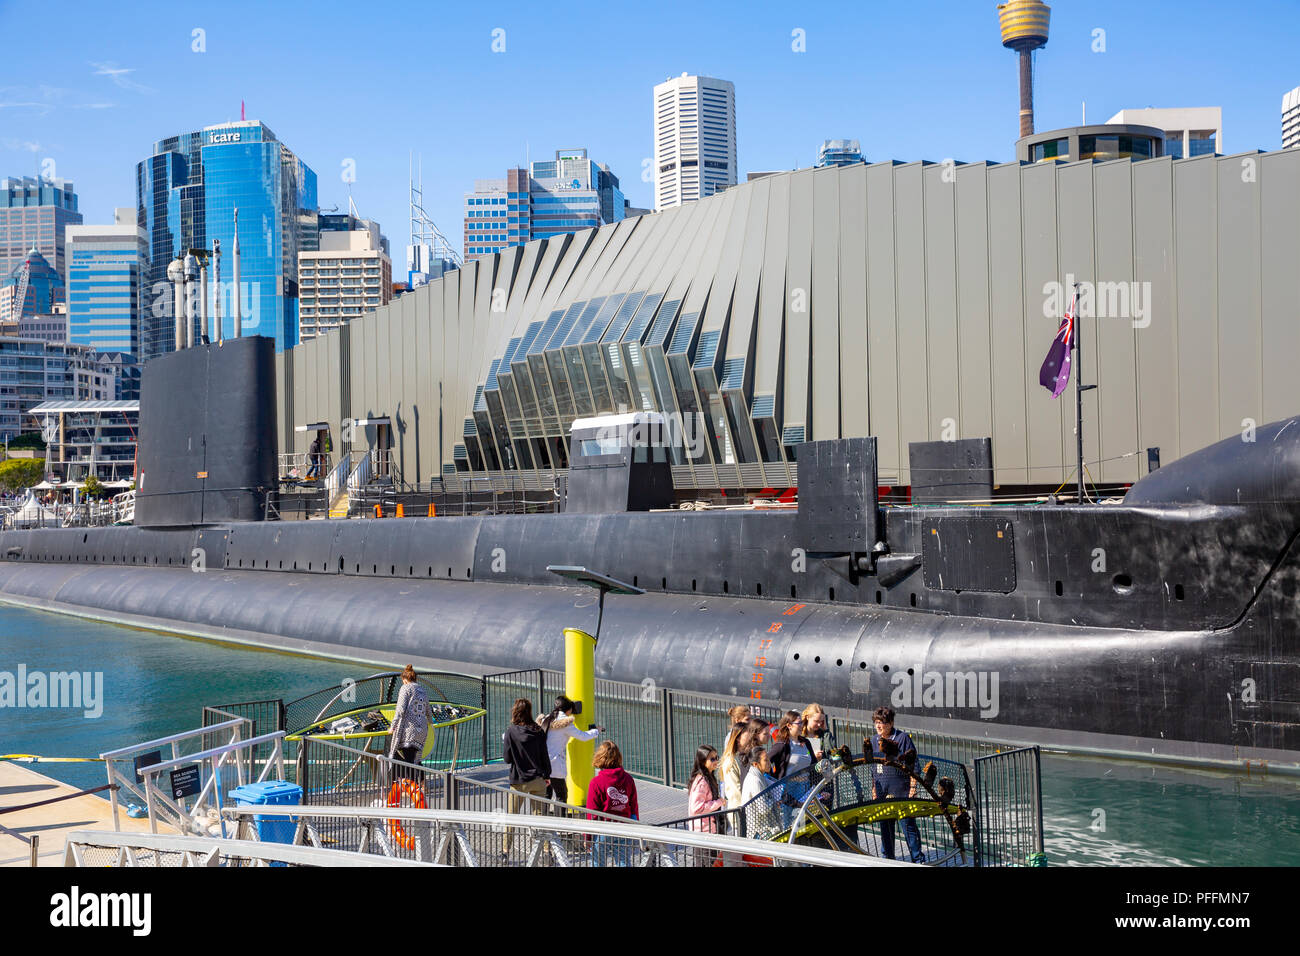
[686, 702, 926, 862]
[388, 665, 925, 863]
[501, 695, 638, 822]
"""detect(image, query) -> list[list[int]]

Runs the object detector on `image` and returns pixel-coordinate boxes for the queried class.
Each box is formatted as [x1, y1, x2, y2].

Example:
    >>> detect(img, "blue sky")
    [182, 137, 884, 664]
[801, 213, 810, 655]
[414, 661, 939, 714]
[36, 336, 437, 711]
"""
[2, 0, 1297, 273]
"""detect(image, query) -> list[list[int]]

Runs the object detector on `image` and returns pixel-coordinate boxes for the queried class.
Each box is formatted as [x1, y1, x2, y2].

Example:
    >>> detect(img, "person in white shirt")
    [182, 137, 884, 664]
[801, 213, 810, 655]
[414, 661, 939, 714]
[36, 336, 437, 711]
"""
[538, 695, 603, 805]
[740, 746, 785, 839]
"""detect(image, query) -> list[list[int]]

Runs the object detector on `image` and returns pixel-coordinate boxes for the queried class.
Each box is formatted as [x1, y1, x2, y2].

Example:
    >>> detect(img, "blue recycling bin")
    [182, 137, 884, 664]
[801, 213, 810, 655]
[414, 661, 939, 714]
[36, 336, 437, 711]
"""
[227, 781, 302, 846]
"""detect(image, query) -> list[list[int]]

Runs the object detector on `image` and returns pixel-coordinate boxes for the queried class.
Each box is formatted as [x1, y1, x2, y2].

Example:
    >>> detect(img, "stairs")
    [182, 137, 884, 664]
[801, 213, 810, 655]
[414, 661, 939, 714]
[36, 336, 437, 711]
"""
[327, 487, 350, 519]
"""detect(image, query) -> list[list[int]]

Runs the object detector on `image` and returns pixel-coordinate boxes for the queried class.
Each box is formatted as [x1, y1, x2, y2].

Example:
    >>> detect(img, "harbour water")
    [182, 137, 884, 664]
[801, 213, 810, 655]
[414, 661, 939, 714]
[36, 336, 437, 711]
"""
[2, 602, 1297, 866]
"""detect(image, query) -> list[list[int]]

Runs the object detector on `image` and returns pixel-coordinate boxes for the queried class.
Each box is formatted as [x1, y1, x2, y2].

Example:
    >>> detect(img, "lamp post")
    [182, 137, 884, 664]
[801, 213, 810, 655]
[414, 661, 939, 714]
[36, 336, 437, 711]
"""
[547, 565, 644, 805]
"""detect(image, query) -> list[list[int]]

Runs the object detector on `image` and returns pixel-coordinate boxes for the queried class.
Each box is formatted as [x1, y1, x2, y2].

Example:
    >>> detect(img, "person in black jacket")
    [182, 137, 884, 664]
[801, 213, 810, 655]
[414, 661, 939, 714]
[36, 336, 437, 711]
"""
[768, 710, 818, 804]
[502, 697, 551, 856]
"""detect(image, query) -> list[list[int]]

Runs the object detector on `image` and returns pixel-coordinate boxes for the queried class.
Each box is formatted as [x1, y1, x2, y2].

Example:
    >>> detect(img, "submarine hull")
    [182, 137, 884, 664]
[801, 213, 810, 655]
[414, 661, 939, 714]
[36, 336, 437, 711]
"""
[0, 514, 1295, 770]
[6, 336, 1297, 771]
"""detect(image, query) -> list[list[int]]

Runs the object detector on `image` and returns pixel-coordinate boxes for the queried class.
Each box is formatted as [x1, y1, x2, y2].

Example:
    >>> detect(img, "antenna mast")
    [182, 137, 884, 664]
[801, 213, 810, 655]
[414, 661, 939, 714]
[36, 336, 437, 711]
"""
[408, 153, 463, 289]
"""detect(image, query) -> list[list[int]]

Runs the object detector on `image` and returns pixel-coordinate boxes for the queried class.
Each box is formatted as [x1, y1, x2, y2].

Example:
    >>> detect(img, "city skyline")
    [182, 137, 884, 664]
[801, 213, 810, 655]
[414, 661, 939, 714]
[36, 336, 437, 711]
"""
[2, 1, 1298, 284]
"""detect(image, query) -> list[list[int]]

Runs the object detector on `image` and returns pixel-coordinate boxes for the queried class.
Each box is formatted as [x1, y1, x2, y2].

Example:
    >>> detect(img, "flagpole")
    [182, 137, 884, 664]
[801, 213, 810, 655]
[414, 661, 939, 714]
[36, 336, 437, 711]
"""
[1073, 281, 1091, 504]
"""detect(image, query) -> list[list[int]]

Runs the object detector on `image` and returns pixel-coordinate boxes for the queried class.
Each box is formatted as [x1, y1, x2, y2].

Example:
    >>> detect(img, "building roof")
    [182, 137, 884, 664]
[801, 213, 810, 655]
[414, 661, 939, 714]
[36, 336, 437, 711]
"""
[29, 400, 139, 413]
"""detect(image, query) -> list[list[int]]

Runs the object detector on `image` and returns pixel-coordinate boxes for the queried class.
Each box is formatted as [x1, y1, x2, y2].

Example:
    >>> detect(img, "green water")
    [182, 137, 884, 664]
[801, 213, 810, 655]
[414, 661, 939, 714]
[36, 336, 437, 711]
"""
[2, 602, 1298, 866]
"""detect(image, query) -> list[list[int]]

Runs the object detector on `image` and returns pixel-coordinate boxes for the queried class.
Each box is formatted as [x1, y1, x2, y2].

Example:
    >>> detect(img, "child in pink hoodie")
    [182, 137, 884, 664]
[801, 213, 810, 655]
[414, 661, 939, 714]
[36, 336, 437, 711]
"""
[586, 740, 639, 821]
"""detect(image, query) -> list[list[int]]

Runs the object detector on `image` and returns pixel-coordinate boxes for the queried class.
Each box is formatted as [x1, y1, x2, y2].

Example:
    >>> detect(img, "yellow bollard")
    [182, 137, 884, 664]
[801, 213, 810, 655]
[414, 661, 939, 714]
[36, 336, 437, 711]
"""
[396, 503, 405, 518]
[564, 627, 597, 809]
[374, 504, 382, 518]
[428, 503, 437, 517]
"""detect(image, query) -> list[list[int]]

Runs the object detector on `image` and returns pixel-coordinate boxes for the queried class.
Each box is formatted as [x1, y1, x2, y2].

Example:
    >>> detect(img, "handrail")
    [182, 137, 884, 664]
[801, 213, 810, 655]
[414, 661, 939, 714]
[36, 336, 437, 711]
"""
[63, 829, 434, 868]
[137, 730, 286, 775]
[99, 718, 245, 758]
[324, 450, 354, 500]
[220, 805, 901, 867]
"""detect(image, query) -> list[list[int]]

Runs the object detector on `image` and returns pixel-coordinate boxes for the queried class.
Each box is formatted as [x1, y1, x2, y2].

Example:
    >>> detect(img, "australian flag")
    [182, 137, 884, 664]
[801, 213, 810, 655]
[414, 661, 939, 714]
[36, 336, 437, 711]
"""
[1038, 289, 1079, 398]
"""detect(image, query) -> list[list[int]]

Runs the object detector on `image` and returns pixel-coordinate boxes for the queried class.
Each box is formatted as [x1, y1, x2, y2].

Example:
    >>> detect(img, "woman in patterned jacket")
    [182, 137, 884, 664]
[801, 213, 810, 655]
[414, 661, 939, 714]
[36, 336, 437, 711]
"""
[388, 664, 430, 777]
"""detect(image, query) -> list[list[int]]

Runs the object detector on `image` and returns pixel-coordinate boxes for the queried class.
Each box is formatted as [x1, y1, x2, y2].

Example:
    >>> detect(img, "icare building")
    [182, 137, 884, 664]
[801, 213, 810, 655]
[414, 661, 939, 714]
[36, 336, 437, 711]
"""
[276, 143, 1300, 499]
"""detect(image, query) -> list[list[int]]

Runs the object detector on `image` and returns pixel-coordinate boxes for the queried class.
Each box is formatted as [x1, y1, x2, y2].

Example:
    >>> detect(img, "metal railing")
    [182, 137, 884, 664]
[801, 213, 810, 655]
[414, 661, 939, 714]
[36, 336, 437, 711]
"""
[663, 691, 784, 787]
[195, 669, 1043, 864]
[220, 805, 892, 867]
[101, 717, 251, 833]
[278, 451, 332, 482]
[658, 753, 976, 866]
[353, 486, 562, 518]
[63, 829, 431, 868]
[325, 450, 358, 504]
[975, 746, 1046, 867]
[292, 735, 639, 862]
[346, 450, 372, 497]
[135, 730, 287, 837]
[830, 717, 1019, 771]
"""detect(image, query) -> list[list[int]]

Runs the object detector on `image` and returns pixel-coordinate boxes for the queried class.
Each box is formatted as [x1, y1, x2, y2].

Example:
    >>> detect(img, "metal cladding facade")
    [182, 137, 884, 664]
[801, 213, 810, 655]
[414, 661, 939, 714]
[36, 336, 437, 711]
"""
[278, 149, 1300, 492]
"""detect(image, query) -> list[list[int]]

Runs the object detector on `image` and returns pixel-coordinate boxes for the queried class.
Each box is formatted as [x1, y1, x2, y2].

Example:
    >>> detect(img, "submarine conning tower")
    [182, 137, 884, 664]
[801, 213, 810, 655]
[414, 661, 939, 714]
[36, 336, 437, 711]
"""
[135, 336, 279, 527]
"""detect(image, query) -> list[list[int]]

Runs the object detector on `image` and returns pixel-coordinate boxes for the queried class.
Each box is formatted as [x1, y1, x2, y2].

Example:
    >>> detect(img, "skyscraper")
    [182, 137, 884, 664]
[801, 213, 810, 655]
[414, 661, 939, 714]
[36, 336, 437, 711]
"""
[1284, 86, 1300, 149]
[0, 176, 82, 292]
[298, 213, 391, 340]
[463, 151, 625, 261]
[65, 208, 147, 354]
[0, 248, 63, 325]
[528, 149, 623, 240]
[463, 169, 521, 262]
[816, 139, 864, 167]
[136, 120, 318, 358]
[652, 74, 736, 210]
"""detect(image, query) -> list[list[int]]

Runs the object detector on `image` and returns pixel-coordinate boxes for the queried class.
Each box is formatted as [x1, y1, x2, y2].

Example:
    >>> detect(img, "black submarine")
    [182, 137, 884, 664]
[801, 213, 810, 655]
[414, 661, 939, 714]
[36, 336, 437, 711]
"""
[0, 336, 1296, 773]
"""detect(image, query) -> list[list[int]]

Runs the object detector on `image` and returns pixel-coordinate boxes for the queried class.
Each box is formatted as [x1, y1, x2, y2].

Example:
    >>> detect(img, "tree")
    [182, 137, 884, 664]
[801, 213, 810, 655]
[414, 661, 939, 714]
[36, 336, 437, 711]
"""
[0, 458, 45, 493]
[83, 474, 105, 499]
[6, 432, 45, 452]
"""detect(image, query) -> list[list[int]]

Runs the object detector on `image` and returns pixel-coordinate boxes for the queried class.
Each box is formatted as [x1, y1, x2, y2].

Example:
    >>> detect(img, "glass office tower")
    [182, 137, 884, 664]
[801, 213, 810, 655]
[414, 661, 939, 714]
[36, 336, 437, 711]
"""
[464, 151, 625, 261]
[65, 209, 147, 354]
[136, 121, 318, 358]
[0, 176, 82, 291]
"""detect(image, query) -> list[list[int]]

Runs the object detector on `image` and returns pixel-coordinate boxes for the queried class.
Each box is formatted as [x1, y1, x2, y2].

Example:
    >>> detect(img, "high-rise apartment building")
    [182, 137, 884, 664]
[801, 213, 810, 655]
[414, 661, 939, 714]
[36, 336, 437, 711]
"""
[1105, 107, 1221, 158]
[298, 214, 392, 340]
[65, 208, 147, 355]
[1283, 86, 1300, 149]
[464, 152, 625, 261]
[0, 176, 82, 287]
[0, 338, 116, 439]
[136, 120, 318, 358]
[17, 305, 68, 343]
[653, 74, 736, 210]
[816, 139, 864, 167]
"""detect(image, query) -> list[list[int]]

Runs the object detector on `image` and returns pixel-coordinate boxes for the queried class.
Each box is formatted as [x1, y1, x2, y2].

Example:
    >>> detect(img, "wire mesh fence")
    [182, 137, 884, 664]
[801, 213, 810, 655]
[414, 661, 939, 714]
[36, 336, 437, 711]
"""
[663, 692, 784, 787]
[975, 746, 1045, 867]
[830, 717, 1017, 771]
[292, 735, 633, 863]
[196, 669, 1041, 866]
[658, 753, 976, 866]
